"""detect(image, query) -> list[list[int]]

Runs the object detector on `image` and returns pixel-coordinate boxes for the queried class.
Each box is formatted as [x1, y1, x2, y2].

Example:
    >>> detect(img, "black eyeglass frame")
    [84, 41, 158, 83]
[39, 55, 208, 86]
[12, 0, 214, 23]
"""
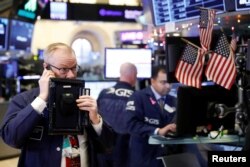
[47, 64, 80, 74]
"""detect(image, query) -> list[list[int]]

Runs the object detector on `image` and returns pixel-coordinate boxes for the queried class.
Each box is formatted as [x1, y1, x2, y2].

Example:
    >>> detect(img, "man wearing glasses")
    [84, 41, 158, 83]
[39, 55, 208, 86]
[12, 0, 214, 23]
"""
[125, 66, 177, 167]
[45, 64, 79, 75]
[0, 42, 114, 167]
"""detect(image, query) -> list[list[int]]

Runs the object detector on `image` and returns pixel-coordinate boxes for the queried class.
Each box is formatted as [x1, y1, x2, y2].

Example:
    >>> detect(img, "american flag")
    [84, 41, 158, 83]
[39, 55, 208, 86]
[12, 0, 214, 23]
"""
[199, 8, 216, 51]
[231, 33, 237, 52]
[175, 43, 206, 89]
[205, 33, 237, 90]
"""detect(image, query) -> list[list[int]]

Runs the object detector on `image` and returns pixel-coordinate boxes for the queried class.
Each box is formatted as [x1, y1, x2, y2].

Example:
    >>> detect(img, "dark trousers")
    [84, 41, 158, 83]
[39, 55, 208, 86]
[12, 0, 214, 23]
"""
[97, 134, 130, 167]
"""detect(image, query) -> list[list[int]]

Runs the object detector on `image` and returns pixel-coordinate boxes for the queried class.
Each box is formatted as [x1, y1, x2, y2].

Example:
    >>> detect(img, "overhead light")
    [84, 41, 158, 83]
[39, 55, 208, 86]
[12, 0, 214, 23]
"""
[173, 33, 180, 36]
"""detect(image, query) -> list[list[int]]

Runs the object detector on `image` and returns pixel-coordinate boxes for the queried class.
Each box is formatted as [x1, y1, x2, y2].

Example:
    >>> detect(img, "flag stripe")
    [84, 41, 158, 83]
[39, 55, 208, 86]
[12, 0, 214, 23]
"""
[192, 50, 205, 87]
[199, 9, 216, 51]
[207, 55, 222, 80]
[205, 54, 216, 80]
[175, 44, 205, 88]
[220, 52, 236, 88]
[217, 58, 230, 84]
[213, 57, 226, 81]
[205, 33, 237, 89]
[217, 57, 232, 84]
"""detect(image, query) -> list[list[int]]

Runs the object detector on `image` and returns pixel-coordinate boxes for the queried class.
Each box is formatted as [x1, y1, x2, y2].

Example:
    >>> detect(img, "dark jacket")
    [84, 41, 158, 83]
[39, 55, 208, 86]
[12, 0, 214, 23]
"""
[0, 88, 113, 167]
[97, 81, 135, 167]
[125, 86, 176, 167]
[97, 81, 135, 134]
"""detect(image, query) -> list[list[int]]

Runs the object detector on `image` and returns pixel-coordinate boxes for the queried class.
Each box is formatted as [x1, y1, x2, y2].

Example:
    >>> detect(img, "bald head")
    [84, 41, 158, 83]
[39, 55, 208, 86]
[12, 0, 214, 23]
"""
[43, 42, 76, 63]
[119, 62, 137, 87]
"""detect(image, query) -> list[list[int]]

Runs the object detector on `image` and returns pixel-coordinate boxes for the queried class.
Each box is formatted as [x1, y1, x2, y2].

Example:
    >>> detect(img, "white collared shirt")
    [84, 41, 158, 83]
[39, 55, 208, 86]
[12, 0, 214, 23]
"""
[31, 97, 103, 167]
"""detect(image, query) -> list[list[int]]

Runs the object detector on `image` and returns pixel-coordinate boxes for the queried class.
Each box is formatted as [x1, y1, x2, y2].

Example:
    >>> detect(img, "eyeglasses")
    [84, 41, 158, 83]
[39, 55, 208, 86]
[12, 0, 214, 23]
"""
[48, 64, 79, 74]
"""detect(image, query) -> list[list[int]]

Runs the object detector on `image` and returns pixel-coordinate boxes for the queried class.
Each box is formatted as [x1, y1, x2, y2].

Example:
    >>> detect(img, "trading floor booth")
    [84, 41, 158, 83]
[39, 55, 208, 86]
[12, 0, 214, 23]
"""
[149, 84, 245, 167]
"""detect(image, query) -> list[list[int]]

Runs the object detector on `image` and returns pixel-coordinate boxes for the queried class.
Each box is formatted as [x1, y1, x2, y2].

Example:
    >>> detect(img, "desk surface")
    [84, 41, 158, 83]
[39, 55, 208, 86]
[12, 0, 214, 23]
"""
[149, 135, 245, 145]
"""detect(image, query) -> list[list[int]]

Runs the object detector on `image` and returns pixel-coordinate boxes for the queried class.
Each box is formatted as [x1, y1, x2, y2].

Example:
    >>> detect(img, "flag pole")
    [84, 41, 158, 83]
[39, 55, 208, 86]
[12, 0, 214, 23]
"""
[181, 38, 200, 49]
[181, 38, 213, 55]
[219, 26, 224, 33]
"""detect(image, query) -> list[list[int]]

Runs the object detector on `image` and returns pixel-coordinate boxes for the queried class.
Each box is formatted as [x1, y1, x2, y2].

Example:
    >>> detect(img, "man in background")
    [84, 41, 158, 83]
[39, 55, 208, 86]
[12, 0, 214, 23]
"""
[97, 62, 137, 167]
[125, 65, 177, 167]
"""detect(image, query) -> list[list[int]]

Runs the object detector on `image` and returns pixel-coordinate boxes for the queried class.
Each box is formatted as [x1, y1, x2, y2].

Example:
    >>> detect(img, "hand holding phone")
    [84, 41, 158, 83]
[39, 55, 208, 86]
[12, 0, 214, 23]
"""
[38, 66, 55, 101]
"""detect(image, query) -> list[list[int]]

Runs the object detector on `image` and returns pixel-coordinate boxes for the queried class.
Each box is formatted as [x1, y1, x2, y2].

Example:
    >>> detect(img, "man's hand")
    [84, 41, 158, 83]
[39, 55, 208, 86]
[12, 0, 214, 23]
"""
[158, 123, 176, 136]
[38, 68, 55, 101]
[76, 95, 100, 124]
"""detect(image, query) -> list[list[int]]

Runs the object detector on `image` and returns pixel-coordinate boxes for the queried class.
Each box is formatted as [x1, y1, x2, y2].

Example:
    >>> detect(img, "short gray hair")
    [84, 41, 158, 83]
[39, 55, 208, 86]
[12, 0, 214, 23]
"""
[43, 42, 76, 63]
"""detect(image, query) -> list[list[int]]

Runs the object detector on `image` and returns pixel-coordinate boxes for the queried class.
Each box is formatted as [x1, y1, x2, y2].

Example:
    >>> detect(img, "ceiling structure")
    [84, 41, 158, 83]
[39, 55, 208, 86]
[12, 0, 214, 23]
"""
[1, 0, 250, 37]
[0, 0, 13, 16]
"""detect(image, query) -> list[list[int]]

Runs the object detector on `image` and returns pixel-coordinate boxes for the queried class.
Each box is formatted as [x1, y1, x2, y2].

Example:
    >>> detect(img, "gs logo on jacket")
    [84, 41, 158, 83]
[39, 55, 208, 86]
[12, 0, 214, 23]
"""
[97, 81, 135, 134]
[106, 87, 133, 98]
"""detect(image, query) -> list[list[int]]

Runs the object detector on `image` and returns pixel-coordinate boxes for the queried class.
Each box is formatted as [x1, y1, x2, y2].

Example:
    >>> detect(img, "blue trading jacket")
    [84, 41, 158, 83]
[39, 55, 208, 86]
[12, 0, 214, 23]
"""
[125, 86, 176, 167]
[97, 81, 135, 134]
[0, 88, 114, 167]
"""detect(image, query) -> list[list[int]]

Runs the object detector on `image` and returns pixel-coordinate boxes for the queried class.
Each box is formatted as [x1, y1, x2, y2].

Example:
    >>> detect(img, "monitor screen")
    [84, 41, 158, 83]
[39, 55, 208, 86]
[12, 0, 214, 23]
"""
[236, 0, 250, 11]
[17, 0, 46, 20]
[84, 80, 117, 99]
[151, 0, 225, 26]
[50, 2, 67, 20]
[38, 49, 44, 60]
[8, 19, 34, 52]
[0, 59, 18, 79]
[0, 17, 9, 51]
[104, 48, 152, 79]
[175, 85, 237, 137]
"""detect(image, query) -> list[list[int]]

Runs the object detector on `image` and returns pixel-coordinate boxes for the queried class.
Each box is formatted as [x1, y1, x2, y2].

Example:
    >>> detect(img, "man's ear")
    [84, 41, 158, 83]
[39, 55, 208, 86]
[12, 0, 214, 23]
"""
[43, 63, 50, 70]
[43, 62, 47, 68]
[151, 78, 155, 84]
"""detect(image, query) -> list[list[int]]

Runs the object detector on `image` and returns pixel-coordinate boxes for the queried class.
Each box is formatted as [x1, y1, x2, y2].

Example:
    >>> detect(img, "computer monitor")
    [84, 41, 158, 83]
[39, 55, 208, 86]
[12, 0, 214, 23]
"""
[150, 0, 225, 26]
[175, 84, 238, 137]
[0, 59, 18, 79]
[8, 19, 34, 53]
[236, 0, 250, 11]
[50, 1, 68, 20]
[84, 80, 117, 99]
[104, 48, 152, 79]
[0, 17, 9, 51]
